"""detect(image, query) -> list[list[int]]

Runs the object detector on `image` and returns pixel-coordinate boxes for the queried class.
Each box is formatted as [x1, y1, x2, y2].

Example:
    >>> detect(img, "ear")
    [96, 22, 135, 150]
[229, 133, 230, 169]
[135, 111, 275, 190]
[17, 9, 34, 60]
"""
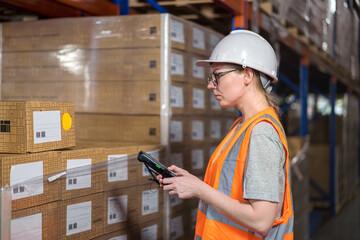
[243, 68, 255, 85]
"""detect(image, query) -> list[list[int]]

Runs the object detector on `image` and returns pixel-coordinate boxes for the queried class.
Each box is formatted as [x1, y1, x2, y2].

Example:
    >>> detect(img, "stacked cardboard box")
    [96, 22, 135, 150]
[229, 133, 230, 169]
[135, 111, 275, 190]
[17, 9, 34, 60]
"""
[0, 14, 237, 238]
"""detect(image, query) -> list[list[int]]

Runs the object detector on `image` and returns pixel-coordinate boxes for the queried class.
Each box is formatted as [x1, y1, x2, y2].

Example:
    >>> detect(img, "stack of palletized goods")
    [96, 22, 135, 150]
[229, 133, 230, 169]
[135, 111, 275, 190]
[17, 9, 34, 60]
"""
[0, 14, 237, 239]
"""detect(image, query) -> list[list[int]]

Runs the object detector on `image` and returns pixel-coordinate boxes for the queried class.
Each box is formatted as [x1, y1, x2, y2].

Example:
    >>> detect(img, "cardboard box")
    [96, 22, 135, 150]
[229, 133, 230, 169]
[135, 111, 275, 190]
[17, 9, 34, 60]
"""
[169, 116, 189, 146]
[103, 187, 138, 234]
[170, 210, 187, 240]
[0, 151, 61, 210]
[76, 114, 161, 144]
[59, 148, 106, 200]
[186, 22, 208, 56]
[61, 192, 104, 239]
[0, 101, 75, 153]
[2, 14, 187, 51]
[188, 83, 209, 114]
[137, 184, 164, 224]
[11, 201, 61, 240]
[91, 227, 139, 240]
[171, 82, 190, 115]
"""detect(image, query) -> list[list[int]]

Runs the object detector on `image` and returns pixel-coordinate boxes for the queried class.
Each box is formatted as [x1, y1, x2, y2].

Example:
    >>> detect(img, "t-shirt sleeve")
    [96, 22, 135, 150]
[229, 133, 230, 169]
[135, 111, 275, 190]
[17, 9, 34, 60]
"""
[242, 121, 285, 203]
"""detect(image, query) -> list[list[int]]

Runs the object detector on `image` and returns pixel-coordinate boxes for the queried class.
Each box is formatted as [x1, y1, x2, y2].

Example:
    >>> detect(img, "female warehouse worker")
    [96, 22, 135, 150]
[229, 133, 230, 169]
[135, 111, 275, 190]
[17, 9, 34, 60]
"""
[158, 30, 294, 239]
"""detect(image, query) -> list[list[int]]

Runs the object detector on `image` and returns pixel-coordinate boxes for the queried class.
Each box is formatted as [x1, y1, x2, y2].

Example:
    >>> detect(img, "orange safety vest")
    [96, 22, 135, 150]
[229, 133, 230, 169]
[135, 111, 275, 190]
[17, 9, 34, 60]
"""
[195, 107, 294, 240]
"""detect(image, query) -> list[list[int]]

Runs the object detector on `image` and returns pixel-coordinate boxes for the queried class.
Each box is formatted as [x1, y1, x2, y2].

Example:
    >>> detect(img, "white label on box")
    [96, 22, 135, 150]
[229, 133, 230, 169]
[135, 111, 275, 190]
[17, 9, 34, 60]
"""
[191, 149, 204, 170]
[210, 92, 221, 110]
[192, 120, 204, 141]
[193, 27, 205, 50]
[210, 34, 221, 50]
[143, 150, 160, 176]
[193, 88, 205, 109]
[141, 224, 157, 240]
[66, 201, 92, 236]
[192, 57, 205, 79]
[171, 86, 184, 108]
[170, 19, 185, 43]
[170, 153, 183, 168]
[191, 208, 197, 229]
[10, 161, 43, 200]
[170, 216, 184, 240]
[142, 190, 158, 215]
[108, 195, 128, 225]
[11, 213, 42, 240]
[170, 120, 183, 142]
[108, 154, 128, 182]
[170, 194, 183, 207]
[171, 53, 184, 75]
[66, 159, 92, 190]
[33, 110, 61, 144]
[109, 235, 127, 240]
[210, 120, 221, 139]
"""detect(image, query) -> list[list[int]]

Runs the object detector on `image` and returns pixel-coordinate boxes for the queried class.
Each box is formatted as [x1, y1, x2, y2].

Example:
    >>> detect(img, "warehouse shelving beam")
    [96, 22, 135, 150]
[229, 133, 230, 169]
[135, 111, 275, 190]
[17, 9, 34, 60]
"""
[278, 72, 300, 94]
[329, 76, 337, 216]
[114, 0, 129, 15]
[300, 56, 309, 138]
[144, 0, 169, 13]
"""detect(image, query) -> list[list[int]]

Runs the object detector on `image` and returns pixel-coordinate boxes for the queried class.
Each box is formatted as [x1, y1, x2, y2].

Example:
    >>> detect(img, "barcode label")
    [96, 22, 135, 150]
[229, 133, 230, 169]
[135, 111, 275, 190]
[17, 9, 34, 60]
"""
[170, 19, 185, 43]
[170, 216, 184, 240]
[210, 120, 221, 139]
[66, 159, 92, 190]
[33, 111, 61, 144]
[191, 149, 204, 170]
[0, 120, 10, 132]
[66, 201, 92, 236]
[10, 161, 44, 200]
[192, 58, 205, 78]
[141, 224, 157, 240]
[192, 120, 204, 141]
[142, 190, 158, 215]
[192, 27, 205, 50]
[170, 86, 184, 108]
[170, 121, 183, 142]
[193, 88, 205, 109]
[171, 53, 184, 75]
[108, 196, 128, 225]
[108, 155, 128, 182]
[11, 213, 42, 240]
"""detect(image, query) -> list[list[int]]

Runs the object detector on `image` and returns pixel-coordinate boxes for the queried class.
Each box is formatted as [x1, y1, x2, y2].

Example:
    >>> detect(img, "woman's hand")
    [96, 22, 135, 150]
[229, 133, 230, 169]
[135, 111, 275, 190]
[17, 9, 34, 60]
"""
[157, 165, 204, 199]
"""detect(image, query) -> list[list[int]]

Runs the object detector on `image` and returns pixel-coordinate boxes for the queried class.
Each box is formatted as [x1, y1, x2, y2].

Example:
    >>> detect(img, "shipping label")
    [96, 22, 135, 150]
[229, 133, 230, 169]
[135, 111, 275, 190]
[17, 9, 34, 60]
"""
[11, 213, 42, 240]
[170, 86, 184, 109]
[191, 149, 204, 170]
[171, 53, 185, 75]
[33, 110, 61, 144]
[192, 88, 205, 109]
[66, 201, 92, 236]
[192, 120, 204, 141]
[210, 34, 221, 51]
[10, 161, 43, 200]
[170, 216, 184, 240]
[192, 27, 205, 50]
[108, 154, 128, 182]
[170, 195, 183, 207]
[210, 92, 221, 110]
[210, 120, 221, 139]
[108, 195, 128, 225]
[141, 224, 157, 240]
[170, 19, 185, 43]
[192, 57, 205, 79]
[142, 190, 158, 215]
[170, 121, 183, 142]
[109, 235, 127, 240]
[66, 159, 92, 190]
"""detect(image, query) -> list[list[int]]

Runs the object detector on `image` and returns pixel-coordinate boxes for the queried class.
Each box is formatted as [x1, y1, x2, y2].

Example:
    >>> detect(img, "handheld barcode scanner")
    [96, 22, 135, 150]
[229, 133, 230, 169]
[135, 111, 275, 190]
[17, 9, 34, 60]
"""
[137, 151, 176, 185]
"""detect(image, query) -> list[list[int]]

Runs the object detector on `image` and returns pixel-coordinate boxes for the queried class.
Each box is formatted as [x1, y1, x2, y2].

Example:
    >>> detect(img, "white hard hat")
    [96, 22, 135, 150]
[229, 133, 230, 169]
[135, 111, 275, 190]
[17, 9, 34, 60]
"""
[196, 30, 278, 83]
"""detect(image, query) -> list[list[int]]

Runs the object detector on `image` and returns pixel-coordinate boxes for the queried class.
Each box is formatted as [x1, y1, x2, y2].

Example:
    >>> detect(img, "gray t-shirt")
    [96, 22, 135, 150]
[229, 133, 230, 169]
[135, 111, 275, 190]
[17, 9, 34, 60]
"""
[242, 121, 286, 220]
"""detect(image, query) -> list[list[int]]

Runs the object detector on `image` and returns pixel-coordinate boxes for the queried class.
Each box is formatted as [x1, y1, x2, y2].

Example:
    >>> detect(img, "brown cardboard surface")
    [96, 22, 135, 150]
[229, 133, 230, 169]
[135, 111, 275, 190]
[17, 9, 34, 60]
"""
[61, 192, 104, 239]
[11, 201, 61, 240]
[0, 101, 75, 153]
[0, 151, 61, 210]
[59, 148, 106, 200]
[138, 218, 164, 240]
[76, 114, 161, 144]
[91, 227, 138, 240]
[103, 187, 138, 234]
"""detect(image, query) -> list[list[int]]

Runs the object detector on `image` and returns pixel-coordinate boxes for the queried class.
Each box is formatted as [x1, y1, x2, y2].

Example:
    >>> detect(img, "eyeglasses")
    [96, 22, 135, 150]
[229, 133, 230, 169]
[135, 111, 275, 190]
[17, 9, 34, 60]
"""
[207, 69, 237, 87]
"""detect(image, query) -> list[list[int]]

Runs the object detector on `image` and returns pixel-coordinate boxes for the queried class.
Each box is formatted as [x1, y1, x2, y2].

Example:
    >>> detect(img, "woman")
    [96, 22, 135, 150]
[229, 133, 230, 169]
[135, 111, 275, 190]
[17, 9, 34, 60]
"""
[158, 30, 294, 239]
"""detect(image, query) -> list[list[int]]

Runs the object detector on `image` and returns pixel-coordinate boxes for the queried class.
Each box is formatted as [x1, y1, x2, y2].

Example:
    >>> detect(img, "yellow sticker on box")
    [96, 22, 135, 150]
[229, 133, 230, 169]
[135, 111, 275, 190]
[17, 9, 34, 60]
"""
[62, 113, 72, 131]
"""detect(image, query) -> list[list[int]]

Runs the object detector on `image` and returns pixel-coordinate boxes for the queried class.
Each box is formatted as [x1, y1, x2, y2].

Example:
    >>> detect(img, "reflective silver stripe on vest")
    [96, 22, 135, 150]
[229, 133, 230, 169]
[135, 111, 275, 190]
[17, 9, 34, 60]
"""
[203, 113, 292, 238]
[195, 234, 202, 240]
[198, 199, 203, 211]
[265, 216, 294, 239]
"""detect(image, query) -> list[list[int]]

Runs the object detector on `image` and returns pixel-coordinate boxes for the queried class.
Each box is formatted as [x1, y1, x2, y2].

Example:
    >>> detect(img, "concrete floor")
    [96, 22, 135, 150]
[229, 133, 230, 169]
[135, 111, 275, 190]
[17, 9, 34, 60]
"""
[311, 186, 360, 240]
